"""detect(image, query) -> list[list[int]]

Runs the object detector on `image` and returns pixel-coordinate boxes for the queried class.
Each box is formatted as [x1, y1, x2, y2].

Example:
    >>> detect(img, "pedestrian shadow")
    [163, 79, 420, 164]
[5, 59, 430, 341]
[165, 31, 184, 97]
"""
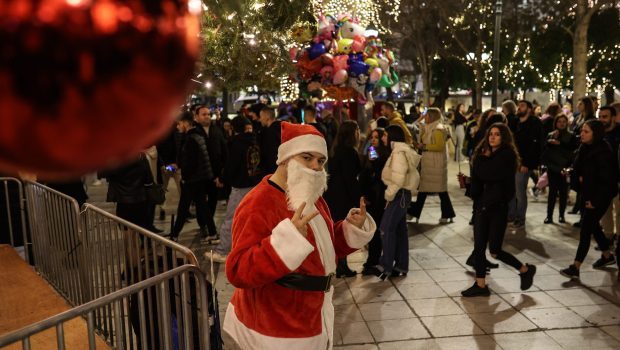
[460, 293, 537, 349]
[503, 226, 551, 259]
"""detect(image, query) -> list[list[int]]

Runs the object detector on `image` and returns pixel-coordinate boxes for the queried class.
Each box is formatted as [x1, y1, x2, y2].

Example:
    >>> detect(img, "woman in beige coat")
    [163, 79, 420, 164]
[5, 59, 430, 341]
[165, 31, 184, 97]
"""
[409, 108, 456, 223]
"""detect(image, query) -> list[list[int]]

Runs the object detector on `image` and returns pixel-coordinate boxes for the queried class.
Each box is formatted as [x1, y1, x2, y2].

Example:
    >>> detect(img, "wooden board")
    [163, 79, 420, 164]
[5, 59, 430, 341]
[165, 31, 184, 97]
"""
[0, 245, 110, 349]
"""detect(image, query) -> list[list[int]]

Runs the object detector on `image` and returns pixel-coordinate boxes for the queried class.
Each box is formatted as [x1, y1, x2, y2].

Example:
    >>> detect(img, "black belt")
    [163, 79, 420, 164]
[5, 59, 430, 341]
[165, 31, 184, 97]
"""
[276, 273, 335, 293]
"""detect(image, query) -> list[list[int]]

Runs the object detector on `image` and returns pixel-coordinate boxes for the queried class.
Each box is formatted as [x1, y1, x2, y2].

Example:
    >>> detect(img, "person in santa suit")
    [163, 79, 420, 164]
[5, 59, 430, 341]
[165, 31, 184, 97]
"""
[223, 122, 377, 350]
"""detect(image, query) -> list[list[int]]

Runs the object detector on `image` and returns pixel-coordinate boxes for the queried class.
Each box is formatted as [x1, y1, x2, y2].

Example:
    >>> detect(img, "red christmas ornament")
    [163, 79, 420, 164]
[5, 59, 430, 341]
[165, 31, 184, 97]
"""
[0, 0, 200, 179]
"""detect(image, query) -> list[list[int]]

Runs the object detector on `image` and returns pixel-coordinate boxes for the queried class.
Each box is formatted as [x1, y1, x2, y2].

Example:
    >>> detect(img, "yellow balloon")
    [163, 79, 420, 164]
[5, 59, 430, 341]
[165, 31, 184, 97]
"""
[364, 58, 379, 68]
[336, 38, 353, 54]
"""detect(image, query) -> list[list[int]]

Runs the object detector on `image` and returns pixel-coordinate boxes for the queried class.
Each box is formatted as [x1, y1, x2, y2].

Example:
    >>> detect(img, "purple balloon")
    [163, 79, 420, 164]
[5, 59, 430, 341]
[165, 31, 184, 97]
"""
[308, 43, 327, 60]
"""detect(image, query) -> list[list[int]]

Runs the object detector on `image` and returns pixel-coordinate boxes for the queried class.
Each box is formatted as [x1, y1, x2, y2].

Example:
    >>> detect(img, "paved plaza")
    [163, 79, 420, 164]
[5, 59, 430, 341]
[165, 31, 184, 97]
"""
[88, 161, 620, 349]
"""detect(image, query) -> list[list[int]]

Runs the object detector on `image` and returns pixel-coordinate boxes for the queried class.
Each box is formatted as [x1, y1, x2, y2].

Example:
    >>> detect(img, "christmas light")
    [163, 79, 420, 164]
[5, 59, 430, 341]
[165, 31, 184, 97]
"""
[310, 0, 401, 31]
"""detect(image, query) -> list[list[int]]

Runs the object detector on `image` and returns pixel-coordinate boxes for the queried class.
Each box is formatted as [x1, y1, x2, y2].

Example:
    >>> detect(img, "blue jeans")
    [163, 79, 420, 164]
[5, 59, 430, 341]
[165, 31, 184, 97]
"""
[509, 171, 530, 222]
[379, 189, 411, 273]
[214, 187, 253, 255]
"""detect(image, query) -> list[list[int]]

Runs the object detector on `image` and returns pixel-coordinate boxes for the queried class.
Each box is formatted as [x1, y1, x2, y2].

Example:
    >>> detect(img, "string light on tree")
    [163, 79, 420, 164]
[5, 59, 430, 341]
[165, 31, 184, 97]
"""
[310, 0, 401, 30]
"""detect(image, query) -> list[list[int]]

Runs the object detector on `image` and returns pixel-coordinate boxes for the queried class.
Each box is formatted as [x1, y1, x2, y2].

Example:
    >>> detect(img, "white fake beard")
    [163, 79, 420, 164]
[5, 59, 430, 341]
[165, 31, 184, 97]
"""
[286, 159, 328, 216]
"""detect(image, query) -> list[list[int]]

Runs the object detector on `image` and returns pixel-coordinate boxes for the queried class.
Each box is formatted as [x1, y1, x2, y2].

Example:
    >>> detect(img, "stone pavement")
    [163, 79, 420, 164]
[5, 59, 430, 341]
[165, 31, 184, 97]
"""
[87, 161, 620, 350]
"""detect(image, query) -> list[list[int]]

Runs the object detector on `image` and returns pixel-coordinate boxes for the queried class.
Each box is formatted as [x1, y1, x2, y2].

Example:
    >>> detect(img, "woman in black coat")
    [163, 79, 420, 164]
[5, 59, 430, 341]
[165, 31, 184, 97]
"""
[462, 123, 536, 297]
[541, 114, 576, 224]
[102, 156, 151, 229]
[358, 128, 390, 276]
[324, 120, 362, 277]
[561, 119, 618, 279]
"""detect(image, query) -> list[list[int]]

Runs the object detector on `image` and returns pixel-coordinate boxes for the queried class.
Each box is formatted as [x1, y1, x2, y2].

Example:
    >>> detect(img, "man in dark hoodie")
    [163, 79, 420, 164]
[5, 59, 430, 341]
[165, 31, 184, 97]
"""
[207, 116, 262, 263]
[508, 100, 544, 228]
[170, 112, 214, 241]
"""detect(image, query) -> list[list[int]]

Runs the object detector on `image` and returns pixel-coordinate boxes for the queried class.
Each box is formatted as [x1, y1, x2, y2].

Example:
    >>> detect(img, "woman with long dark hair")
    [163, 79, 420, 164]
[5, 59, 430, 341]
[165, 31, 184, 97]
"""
[462, 123, 536, 297]
[542, 114, 576, 224]
[359, 128, 390, 276]
[377, 125, 421, 280]
[453, 103, 468, 162]
[324, 120, 362, 277]
[561, 119, 618, 279]
[569, 97, 597, 216]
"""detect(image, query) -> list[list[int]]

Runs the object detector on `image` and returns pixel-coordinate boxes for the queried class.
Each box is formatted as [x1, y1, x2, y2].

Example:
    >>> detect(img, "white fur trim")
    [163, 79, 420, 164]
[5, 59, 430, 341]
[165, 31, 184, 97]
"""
[270, 218, 314, 271]
[277, 134, 328, 165]
[343, 211, 376, 249]
[224, 297, 334, 350]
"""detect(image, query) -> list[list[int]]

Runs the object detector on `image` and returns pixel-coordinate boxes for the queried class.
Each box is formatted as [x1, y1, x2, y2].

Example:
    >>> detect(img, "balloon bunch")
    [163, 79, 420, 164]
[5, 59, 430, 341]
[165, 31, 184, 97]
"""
[290, 14, 399, 104]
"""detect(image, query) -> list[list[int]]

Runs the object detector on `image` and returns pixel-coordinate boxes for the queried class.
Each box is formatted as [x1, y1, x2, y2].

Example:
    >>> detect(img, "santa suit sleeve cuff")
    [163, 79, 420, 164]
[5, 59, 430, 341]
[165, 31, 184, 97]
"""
[269, 218, 315, 271]
[342, 211, 377, 249]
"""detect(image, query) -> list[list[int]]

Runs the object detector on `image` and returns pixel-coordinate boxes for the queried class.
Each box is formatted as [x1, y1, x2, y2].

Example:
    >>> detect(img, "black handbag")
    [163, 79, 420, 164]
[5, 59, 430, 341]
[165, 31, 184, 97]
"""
[142, 155, 165, 205]
[144, 183, 165, 205]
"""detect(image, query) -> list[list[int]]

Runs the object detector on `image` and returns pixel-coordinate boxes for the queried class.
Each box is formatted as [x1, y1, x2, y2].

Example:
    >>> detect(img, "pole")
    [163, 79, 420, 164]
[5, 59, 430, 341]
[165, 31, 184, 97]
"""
[491, 0, 503, 108]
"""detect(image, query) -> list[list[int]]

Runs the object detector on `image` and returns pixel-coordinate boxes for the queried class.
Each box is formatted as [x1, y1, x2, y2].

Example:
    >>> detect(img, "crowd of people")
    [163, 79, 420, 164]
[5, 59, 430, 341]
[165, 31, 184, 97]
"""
[99, 97, 620, 287]
[43, 94, 620, 349]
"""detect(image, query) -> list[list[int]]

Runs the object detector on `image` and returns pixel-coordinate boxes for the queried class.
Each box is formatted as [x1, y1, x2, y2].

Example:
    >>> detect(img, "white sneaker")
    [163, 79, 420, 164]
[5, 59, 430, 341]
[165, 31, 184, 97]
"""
[205, 251, 227, 264]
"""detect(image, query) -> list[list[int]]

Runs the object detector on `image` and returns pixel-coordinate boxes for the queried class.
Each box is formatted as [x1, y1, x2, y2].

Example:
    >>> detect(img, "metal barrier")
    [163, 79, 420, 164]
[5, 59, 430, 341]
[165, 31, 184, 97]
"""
[24, 181, 85, 305]
[80, 203, 200, 345]
[0, 177, 29, 262]
[0, 265, 211, 350]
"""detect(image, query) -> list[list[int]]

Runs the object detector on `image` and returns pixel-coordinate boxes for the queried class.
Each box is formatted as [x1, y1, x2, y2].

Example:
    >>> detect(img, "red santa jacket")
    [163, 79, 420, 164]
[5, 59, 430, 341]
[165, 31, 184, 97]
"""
[224, 176, 375, 348]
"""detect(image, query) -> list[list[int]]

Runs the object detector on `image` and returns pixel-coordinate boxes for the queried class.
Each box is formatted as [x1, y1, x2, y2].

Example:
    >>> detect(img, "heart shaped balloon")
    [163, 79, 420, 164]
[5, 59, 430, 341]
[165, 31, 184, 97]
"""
[0, 0, 199, 179]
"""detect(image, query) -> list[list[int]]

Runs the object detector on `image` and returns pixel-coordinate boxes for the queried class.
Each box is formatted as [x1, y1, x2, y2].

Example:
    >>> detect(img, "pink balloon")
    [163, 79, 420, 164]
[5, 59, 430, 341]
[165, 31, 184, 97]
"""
[333, 69, 348, 85]
[369, 67, 382, 83]
[289, 47, 298, 61]
[333, 55, 349, 72]
[351, 35, 366, 53]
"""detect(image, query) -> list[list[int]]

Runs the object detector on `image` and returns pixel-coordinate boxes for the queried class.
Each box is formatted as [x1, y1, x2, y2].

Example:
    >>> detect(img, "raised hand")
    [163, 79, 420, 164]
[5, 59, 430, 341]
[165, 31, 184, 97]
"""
[291, 202, 319, 237]
[346, 197, 367, 229]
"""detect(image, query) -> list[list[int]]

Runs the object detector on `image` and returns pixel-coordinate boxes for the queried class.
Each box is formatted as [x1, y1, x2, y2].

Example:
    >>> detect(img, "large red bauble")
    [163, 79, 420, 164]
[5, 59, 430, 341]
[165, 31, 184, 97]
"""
[0, 0, 200, 179]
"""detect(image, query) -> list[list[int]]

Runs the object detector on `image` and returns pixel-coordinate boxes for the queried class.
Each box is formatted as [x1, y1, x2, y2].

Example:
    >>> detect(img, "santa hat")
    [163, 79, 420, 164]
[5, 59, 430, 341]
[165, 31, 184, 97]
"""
[276, 122, 328, 165]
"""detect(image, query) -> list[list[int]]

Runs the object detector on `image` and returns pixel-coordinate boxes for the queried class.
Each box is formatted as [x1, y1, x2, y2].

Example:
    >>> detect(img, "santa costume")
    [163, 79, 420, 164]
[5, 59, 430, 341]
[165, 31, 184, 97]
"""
[223, 122, 376, 350]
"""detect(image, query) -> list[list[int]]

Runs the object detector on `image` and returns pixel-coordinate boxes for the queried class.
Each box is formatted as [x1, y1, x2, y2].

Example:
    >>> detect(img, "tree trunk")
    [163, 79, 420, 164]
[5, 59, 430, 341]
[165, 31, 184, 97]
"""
[222, 87, 229, 118]
[474, 62, 483, 110]
[604, 84, 615, 104]
[572, 1, 590, 109]
[421, 63, 432, 107]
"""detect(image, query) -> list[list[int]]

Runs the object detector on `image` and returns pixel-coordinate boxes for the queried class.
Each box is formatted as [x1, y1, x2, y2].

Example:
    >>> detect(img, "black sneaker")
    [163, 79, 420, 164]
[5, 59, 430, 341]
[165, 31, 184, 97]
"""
[560, 265, 580, 279]
[544, 217, 553, 224]
[593, 254, 616, 269]
[362, 266, 381, 276]
[558, 216, 566, 223]
[520, 264, 536, 290]
[390, 270, 407, 278]
[461, 283, 490, 297]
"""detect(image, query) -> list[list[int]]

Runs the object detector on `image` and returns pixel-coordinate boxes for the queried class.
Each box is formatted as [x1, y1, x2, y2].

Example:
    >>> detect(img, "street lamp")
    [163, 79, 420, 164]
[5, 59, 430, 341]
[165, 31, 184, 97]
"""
[492, 0, 503, 108]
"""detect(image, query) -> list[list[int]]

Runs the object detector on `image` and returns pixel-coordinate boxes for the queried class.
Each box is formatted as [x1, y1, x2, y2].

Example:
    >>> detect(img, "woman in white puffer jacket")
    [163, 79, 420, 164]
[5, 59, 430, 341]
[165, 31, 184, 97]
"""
[377, 125, 421, 280]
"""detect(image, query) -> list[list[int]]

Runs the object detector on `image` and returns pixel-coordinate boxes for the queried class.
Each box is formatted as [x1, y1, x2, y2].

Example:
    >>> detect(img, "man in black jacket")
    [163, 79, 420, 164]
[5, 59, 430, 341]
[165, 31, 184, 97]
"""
[207, 116, 262, 264]
[508, 100, 544, 228]
[258, 106, 281, 175]
[194, 105, 228, 238]
[171, 112, 214, 241]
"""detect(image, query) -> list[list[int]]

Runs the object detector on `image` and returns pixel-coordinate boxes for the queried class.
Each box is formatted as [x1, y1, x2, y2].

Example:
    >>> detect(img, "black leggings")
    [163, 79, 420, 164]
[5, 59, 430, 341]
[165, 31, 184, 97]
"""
[547, 170, 568, 217]
[575, 200, 612, 262]
[472, 204, 523, 278]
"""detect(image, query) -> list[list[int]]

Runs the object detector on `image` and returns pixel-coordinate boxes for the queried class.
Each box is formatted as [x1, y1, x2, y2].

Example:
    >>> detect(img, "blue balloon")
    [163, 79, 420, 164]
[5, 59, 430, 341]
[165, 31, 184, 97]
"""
[308, 43, 326, 60]
[348, 60, 370, 77]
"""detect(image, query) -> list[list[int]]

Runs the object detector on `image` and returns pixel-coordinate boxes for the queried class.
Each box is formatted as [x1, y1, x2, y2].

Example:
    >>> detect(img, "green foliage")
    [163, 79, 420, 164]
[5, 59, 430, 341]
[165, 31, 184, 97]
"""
[198, 0, 310, 91]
